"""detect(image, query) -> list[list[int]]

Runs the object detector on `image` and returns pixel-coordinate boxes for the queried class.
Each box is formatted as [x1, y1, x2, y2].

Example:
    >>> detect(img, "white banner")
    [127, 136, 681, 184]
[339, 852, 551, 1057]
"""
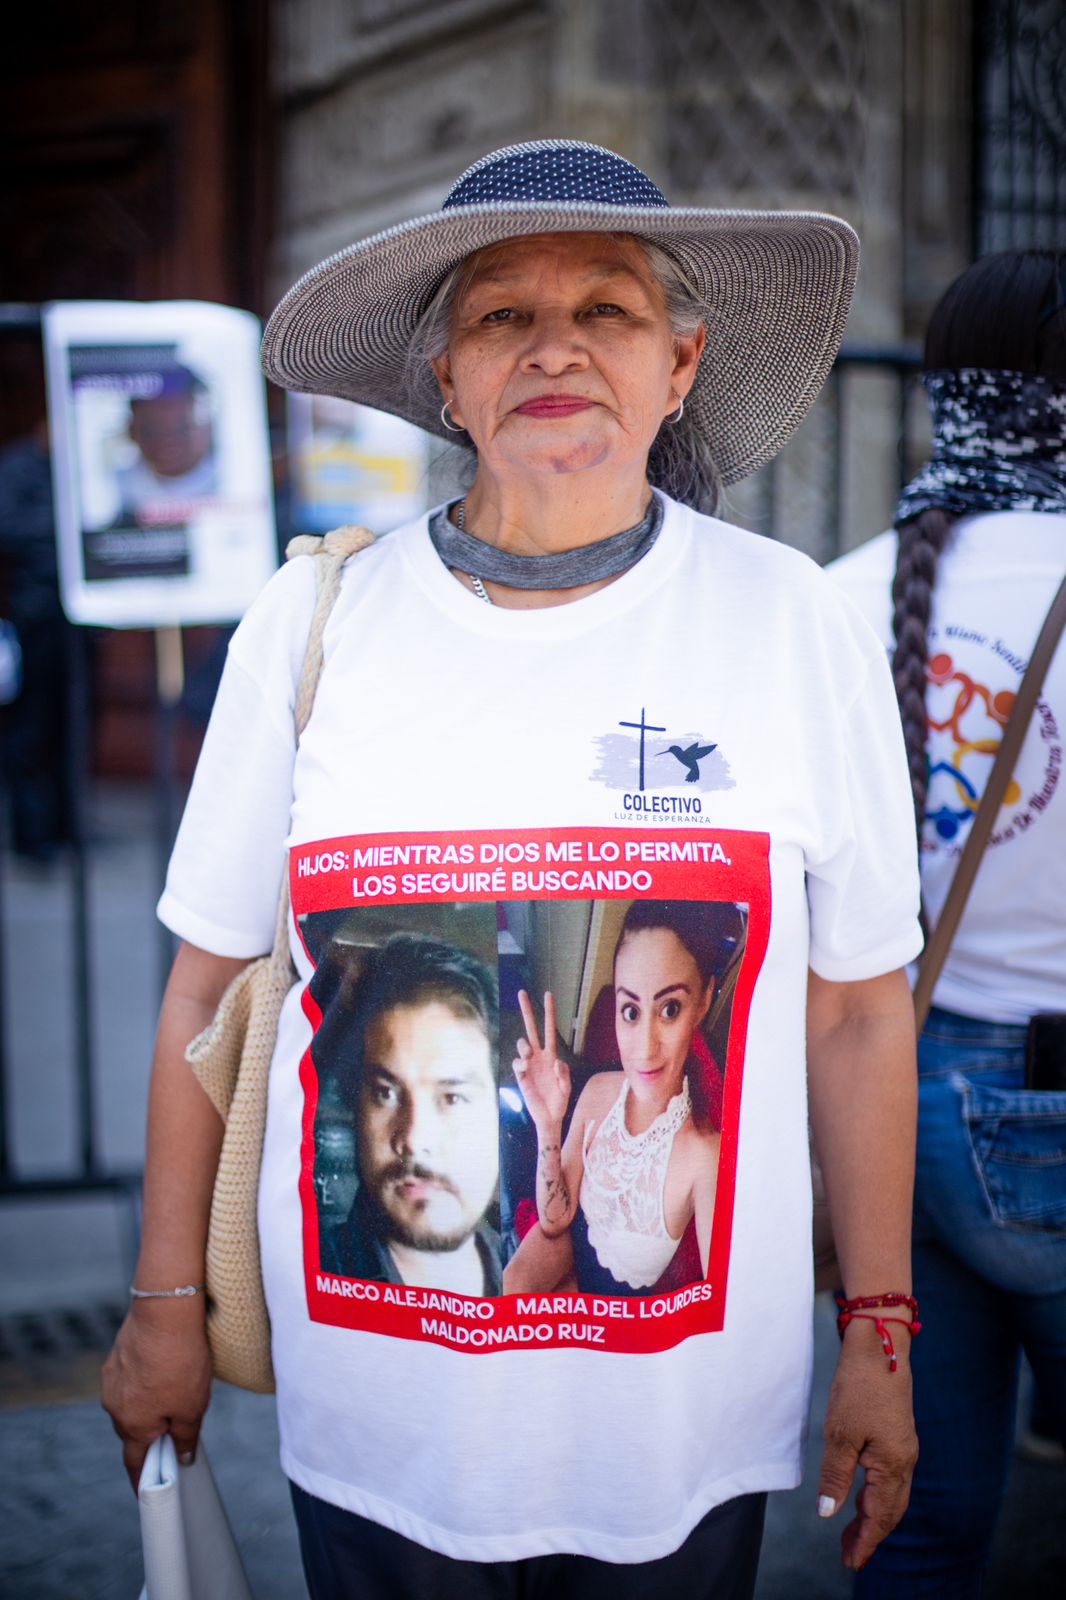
[44, 300, 277, 627]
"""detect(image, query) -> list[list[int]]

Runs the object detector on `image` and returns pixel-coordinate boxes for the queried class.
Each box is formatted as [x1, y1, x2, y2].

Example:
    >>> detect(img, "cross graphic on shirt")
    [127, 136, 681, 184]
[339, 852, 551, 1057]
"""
[619, 708, 667, 791]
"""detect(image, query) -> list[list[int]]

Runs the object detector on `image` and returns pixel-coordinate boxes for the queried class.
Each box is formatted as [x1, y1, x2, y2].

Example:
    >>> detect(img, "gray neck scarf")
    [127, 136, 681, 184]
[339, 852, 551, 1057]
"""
[428, 493, 664, 590]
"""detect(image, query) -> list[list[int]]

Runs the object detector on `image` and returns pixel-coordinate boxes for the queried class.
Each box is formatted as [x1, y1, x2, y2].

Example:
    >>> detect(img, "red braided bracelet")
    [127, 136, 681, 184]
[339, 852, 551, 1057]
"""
[835, 1294, 921, 1374]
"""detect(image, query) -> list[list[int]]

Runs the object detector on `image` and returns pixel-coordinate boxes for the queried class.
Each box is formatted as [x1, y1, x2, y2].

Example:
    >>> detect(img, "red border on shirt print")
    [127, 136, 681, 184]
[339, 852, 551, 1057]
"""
[292, 826, 771, 1354]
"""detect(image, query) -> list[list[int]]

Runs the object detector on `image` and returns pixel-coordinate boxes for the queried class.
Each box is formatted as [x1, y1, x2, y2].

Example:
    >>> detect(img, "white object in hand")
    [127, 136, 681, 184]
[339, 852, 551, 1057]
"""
[137, 1433, 254, 1600]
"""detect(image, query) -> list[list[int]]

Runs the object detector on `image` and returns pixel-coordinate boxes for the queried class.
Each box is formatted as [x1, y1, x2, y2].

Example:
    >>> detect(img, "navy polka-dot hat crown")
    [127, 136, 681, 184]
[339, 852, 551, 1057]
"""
[263, 139, 860, 487]
[444, 141, 669, 211]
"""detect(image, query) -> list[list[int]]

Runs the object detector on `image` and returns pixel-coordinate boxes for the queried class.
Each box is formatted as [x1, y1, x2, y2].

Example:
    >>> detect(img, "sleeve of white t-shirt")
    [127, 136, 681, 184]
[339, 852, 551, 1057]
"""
[805, 601, 924, 983]
[156, 557, 317, 958]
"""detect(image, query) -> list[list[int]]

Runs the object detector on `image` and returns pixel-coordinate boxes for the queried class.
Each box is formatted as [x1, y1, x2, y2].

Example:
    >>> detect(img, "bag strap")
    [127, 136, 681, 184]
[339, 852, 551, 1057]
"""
[912, 570, 1066, 1031]
[265, 524, 376, 980]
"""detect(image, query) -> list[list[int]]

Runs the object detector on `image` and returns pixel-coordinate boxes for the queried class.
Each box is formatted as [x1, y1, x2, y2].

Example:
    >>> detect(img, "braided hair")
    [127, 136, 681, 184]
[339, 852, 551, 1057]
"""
[891, 250, 1066, 836]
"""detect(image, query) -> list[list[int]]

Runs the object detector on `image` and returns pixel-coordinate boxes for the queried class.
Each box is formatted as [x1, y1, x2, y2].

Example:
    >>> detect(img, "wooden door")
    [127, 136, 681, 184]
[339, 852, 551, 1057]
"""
[1, 1, 272, 776]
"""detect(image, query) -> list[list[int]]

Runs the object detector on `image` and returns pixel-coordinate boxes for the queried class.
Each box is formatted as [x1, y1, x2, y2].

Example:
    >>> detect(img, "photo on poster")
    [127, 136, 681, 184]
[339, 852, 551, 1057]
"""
[292, 826, 769, 1354]
[67, 344, 218, 581]
[498, 897, 747, 1301]
[43, 301, 277, 627]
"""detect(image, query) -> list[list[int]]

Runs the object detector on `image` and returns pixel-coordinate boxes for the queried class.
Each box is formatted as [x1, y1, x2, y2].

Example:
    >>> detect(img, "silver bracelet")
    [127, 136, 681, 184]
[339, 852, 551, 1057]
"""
[130, 1283, 205, 1299]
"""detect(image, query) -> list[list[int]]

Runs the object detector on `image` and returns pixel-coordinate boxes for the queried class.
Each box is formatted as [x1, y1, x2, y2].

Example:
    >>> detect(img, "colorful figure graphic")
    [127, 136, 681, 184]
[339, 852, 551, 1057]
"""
[925, 651, 1020, 840]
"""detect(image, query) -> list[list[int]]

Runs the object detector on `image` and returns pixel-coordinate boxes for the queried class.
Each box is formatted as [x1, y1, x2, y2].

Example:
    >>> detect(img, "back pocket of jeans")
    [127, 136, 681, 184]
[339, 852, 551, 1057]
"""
[961, 1078, 1066, 1232]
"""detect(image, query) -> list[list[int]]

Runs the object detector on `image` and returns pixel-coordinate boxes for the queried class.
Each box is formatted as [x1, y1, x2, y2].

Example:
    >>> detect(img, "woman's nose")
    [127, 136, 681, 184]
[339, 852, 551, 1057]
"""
[519, 312, 589, 374]
[636, 1016, 660, 1064]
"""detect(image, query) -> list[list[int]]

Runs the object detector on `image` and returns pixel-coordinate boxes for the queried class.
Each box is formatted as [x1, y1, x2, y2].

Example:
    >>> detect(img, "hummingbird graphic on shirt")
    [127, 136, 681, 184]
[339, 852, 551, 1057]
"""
[658, 740, 717, 783]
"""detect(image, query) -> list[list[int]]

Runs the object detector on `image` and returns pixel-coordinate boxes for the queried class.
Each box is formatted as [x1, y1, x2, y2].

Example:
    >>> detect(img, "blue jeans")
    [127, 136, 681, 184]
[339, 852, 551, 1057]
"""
[856, 1007, 1066, 1599]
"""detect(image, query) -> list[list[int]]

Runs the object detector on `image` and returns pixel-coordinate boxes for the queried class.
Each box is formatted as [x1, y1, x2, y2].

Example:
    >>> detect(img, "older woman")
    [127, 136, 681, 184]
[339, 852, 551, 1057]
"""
[103, 142, 923, 1599]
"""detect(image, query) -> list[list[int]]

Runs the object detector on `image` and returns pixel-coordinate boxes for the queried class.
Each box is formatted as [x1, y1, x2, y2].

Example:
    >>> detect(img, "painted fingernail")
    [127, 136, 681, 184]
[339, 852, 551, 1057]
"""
[817, 1495, 837, 1518]
[179, 1452, 194, 1466]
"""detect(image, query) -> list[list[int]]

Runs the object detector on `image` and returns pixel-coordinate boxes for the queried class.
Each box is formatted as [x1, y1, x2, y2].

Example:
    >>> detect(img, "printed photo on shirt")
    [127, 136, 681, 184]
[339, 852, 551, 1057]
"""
[303, 903, 502, 1299]
[499, 898, 746, 1300]
[292, 826, 770, 1353]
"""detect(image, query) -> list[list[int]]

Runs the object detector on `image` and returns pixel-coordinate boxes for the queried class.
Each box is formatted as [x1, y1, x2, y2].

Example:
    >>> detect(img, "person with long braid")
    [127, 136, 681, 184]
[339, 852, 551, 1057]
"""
[830, 250, 1066, 1596]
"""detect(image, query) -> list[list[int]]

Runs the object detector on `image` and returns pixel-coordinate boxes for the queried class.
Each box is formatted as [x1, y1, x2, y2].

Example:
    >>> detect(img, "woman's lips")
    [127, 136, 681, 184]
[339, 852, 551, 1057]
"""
[513, 396, 595, 417]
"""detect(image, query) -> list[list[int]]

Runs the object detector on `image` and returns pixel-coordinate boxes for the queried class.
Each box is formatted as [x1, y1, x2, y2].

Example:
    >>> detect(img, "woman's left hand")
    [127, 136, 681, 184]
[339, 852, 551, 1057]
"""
[816, 1318, 918, 1571]
[806, 967, 919, 1570]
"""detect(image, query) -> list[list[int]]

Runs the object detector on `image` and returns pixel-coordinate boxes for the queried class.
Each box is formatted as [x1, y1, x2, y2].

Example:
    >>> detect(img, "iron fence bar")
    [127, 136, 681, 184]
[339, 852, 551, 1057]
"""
[0, 302, 102, 1190]
[897, 367, 914, 496]
[0, 1172, 142, 1198]
[836, 346, 922, 370]
[0, 806, 8, 1181]
[0, 305, 43, 333]
[65, 623, 99, 1175]
[0, 1172, 145, 1272]
[0, 306, 43, 1186]
[154, 629, 185, 1002]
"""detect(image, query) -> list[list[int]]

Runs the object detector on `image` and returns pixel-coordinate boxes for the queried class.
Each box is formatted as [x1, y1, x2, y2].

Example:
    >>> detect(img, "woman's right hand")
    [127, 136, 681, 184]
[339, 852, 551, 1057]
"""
[513, 989, 571, 1133]
[101, 1299, 213, 1492]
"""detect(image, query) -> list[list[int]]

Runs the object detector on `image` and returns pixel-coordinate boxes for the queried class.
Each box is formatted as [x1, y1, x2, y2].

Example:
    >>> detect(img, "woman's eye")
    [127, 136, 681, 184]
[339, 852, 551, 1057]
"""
[661, 999, 683, 1021]
[589, 302, 624, 316]
[620, 1002, 639, 1024]
[482, 307, 516, 323]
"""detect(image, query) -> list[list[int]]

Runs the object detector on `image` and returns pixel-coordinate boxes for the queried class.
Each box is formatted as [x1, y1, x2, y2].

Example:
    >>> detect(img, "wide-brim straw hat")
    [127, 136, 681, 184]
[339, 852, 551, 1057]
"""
[262, 139, 859, 486]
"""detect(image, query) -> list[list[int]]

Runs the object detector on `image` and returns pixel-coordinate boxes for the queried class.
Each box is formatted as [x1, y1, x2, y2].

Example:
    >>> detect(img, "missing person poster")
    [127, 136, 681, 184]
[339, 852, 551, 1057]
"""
[43, 300, 277, 627]
[287, 393, 429, 535]
[292, 826, 770, 1355]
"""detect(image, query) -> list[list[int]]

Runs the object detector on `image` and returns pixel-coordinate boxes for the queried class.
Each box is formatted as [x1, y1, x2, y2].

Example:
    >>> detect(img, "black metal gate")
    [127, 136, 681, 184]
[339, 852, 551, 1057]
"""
[974, 0, 1066, 253]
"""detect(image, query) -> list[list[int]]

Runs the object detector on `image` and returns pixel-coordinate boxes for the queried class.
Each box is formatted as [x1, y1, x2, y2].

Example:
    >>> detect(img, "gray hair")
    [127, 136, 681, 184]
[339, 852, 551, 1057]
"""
[404, 237, 721, 516]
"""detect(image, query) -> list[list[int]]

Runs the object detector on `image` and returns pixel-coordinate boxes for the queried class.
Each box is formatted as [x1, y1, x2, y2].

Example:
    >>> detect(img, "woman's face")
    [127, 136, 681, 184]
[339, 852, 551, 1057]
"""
[431, 232, 704, 484]
[613, 927, 713, 1107]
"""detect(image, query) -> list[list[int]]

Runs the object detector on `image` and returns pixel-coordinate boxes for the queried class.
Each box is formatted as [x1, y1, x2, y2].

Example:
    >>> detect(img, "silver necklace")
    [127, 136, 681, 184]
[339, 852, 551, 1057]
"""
[457, 501, 493, 605]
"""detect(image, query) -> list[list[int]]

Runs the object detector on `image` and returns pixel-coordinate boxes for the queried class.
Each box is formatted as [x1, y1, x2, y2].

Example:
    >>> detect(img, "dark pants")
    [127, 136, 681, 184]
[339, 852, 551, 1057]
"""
[290, 1483, 766, 1600]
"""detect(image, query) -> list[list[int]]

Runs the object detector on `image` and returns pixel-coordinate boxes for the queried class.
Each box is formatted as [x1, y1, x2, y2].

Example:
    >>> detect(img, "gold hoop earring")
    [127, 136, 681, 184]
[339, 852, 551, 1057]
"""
[440, 401, 464, 433]
[665, 394, 684, 426]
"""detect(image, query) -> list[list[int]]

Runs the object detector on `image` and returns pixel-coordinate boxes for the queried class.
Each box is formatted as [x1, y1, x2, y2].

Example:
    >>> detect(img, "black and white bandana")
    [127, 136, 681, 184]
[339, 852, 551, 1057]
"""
[895, 367, 1066, 524]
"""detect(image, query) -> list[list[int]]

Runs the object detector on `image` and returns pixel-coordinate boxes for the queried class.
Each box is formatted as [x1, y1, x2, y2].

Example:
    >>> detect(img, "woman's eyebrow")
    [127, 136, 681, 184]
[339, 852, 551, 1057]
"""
[654, 982, 690, 1000]
[616, 981, 692, 1002]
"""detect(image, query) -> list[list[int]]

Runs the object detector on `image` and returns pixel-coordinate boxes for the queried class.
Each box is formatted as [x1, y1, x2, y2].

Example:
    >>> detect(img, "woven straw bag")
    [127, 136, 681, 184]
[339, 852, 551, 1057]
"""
[184, 525, 373, 1393]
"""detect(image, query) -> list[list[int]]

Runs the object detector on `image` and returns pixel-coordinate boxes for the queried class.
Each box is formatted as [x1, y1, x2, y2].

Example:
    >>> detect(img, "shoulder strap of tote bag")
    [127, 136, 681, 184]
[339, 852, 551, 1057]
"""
[912, 570, 1066, 1032]
[263, 524, 375, 983]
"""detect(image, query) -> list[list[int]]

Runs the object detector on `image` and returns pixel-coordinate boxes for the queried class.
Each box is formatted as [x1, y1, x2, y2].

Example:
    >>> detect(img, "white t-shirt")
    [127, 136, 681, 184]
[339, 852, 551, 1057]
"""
[829, 510, 1066, 1024]
[160, 493, 921, 1563]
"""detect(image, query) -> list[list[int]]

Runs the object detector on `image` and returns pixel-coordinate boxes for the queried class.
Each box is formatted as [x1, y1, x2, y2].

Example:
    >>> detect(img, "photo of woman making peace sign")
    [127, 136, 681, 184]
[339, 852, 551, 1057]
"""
[504, 899, 741, 1296]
